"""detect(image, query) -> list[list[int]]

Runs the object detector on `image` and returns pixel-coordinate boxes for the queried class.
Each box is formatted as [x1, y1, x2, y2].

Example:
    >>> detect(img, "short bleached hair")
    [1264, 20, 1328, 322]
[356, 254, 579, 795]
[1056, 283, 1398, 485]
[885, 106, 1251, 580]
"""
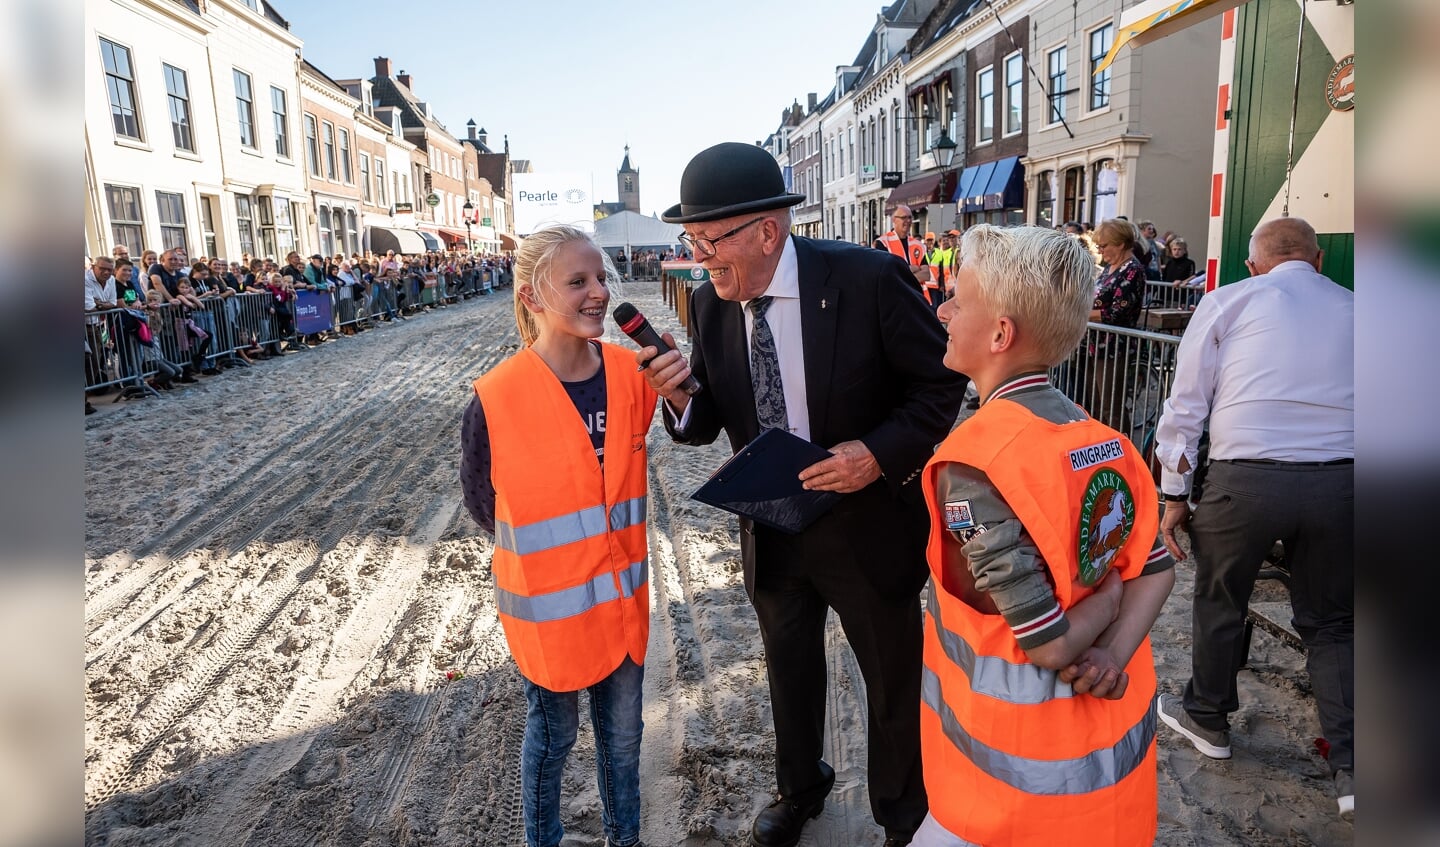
[960, 224, 1099, 366]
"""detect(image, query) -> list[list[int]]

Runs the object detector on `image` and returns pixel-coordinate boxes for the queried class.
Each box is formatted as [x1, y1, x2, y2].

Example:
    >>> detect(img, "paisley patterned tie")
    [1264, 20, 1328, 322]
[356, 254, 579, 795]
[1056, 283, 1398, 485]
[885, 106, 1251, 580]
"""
[748, 295, 788, 432]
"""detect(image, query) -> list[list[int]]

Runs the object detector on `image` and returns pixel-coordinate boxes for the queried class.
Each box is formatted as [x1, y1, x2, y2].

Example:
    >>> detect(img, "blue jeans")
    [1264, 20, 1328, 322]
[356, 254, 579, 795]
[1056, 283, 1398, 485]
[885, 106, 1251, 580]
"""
[522, 657, 644, 847]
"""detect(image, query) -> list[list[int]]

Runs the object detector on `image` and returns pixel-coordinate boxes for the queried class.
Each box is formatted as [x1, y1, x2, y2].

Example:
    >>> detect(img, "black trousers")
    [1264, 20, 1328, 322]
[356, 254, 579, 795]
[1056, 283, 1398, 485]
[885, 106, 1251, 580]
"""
[747, 523, 928, 837]
[1184, 459, 1354, 773]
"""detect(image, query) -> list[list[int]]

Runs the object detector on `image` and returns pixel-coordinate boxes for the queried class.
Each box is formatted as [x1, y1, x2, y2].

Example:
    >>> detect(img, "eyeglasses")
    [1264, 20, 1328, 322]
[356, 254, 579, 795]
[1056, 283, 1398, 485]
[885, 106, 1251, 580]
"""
[679, 217, 765, 256]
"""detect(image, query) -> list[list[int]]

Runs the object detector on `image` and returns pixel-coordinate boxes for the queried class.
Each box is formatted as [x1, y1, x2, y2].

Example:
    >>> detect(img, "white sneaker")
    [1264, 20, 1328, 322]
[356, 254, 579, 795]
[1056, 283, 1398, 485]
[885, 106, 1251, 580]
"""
[1156, 693, 1232, 759]
[1335, 770, 1354, 821]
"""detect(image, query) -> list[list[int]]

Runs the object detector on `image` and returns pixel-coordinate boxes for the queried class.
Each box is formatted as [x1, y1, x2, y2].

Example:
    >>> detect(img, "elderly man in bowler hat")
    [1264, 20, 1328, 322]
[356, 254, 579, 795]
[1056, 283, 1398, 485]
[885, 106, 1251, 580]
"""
[638, 142, 966, 847]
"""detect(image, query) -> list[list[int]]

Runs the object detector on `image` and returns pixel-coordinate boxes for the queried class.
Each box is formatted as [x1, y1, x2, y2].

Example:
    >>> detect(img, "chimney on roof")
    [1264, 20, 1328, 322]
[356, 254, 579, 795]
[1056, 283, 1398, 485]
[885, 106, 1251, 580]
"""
[807, 92, 817, 111]
[479, 127, 488, 146]
[397, 71, 412, 89]
[467, 119, 477, 140]
[374, 56, 392, 78]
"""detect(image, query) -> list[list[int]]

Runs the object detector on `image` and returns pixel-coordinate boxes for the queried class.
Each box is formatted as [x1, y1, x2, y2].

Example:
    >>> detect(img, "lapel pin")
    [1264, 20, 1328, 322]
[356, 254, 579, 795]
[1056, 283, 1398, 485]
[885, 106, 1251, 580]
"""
[820, 298, 828, 310]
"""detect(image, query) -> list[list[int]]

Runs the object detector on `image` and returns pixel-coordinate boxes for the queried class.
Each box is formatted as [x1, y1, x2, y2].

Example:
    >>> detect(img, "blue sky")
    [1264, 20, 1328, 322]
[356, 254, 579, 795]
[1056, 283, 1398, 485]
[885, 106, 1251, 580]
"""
[280, 0, 888, 217]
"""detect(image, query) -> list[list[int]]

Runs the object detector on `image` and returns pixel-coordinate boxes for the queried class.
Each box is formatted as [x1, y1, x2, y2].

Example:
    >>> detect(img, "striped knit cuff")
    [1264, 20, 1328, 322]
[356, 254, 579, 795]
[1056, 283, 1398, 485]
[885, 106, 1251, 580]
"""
[1007, 600, 1070, 650]
[1141, 543, 1175, 576]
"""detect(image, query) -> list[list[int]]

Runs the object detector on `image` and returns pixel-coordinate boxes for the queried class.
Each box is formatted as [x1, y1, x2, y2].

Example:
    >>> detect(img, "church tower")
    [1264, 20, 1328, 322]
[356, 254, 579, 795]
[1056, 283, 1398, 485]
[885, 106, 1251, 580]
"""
[617, 146, 640, 213]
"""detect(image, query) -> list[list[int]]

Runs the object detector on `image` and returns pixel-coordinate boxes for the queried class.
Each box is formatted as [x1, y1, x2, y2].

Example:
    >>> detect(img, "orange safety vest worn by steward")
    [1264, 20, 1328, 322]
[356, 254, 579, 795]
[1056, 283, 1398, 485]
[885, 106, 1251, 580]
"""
[920, 397, 1160, 846]
[877, 230, 929, 289]
[473, 342, 658, 692]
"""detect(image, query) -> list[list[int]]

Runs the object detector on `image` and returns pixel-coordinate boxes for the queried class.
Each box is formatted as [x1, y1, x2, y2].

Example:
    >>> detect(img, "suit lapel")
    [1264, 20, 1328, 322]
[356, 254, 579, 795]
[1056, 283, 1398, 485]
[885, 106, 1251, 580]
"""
[795, 237, 838, 442]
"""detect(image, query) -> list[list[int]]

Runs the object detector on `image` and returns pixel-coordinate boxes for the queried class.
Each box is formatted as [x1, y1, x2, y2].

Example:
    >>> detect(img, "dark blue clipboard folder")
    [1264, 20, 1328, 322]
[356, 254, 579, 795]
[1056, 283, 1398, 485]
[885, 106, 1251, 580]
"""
[690, 428, 842, 534]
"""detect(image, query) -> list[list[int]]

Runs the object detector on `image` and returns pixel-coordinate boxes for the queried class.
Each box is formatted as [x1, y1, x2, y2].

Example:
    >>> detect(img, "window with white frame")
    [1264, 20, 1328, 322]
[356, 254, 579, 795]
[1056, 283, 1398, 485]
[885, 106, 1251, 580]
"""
[105, 184, 144, 252]
[339, 129, 352, 183]
[271, 87, 289, 157]
[346, 210, 358, 255]
[235, 194, 256, 257]
[322, 121, 337, 180]
[1047, 46, 1068, 124]
[1090, 24, 1114, 111]
[1036, 171, 1056, 227]
[256, 196, 276, 258]
[234, 69, 257, 148]
[101, 39, 142, 141]
[976, 66, 995, 144]
[163, 64, 194, 152]
[1092, 159, 1119, 220]
[199, 195, 218, 258]
[1004, 53, 1024, 136]
[155, 191, 188, 252]
[360, 154, 372, 202]
[375, 158, 387, 207]
[318, 204, 333, 257]
[304, 115, 319, 176]
[879, 111, 887, 171]
[273, 197, 295, 254]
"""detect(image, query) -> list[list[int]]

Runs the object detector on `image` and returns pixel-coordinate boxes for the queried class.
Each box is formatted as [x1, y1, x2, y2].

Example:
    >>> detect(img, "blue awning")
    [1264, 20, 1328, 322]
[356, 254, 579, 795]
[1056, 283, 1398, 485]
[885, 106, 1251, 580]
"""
[962, 160, 998, 212]
[952, 165, 980, 206]
[981, 156, 1026, 210]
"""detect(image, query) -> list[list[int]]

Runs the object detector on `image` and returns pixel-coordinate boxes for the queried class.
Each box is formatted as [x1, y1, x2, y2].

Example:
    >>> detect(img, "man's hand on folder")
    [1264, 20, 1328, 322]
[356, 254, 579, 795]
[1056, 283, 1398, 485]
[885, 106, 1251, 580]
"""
[798, 440, 880, 494]
[634, 337, 693, 414]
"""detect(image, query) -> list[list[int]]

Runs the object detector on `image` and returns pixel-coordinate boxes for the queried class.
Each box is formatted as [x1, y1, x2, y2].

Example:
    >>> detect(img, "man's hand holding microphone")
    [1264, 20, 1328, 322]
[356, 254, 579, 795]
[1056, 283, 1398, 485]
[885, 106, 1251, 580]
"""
[614, 302, 700, 414]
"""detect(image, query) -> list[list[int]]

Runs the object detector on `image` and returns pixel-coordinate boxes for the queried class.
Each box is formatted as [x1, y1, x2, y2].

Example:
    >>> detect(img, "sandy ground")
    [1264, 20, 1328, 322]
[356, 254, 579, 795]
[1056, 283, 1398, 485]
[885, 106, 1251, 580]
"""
[84, 281, 1352, 846]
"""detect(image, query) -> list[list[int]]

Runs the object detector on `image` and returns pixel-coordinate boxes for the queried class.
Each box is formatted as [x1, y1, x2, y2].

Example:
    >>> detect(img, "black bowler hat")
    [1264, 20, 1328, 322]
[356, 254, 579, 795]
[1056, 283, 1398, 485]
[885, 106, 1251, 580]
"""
[662, 142, 805, 224]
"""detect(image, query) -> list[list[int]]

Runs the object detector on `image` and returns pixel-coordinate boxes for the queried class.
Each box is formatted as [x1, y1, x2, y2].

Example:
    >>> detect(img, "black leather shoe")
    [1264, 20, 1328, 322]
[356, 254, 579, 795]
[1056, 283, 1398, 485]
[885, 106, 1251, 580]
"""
[749, 762, 835, 847]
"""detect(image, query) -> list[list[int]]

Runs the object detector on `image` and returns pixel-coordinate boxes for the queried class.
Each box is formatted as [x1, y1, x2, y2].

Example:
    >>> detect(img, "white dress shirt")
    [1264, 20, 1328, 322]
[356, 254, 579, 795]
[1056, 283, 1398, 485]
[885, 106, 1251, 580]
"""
[85, 272, 116, 325]
[1154, 260, 1354, 495]
[670, 235, 812, 441]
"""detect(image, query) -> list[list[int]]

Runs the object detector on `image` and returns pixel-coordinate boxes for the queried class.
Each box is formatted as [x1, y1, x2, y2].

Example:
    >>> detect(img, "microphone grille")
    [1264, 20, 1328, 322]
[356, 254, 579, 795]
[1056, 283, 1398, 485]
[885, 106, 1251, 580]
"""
[612, 302, 639, 324]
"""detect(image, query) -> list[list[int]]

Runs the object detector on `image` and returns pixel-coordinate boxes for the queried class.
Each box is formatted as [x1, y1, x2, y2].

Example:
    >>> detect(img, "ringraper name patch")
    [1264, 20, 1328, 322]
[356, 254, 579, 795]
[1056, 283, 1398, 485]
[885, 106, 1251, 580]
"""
[1069, 438, 1124, 472]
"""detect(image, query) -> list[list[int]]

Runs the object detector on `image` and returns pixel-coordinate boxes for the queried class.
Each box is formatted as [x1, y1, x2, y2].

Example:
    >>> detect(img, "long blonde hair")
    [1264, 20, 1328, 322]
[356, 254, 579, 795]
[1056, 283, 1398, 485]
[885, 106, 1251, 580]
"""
[511, 225, 621, 346]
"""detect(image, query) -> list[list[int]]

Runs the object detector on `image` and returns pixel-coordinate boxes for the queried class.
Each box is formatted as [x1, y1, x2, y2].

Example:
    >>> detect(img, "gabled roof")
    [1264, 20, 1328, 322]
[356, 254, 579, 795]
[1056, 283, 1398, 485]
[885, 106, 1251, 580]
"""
[300, 59, 352, 97]
[474, 152, 510, 197]
[260, 0, 290, 30]
[369, 71, 456, 148]
[912, 0, 984, 54]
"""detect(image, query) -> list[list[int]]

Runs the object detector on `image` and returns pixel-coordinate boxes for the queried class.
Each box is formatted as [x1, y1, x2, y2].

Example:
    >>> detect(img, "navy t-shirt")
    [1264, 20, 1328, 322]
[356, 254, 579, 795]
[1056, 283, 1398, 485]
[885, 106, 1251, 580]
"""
[460, 350, 609, 534]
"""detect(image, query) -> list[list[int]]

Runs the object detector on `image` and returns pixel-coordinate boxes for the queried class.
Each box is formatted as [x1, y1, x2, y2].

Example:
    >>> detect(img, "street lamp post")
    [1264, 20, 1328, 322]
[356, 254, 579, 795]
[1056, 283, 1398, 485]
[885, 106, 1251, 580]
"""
[931, 131, 958, 232]
[462, 200, 474, 254]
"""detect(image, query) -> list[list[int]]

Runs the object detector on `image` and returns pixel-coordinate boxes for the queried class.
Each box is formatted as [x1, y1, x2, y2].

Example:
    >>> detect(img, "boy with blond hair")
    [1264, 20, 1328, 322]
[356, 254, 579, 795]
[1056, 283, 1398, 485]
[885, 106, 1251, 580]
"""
[911, 225, 1175, 846]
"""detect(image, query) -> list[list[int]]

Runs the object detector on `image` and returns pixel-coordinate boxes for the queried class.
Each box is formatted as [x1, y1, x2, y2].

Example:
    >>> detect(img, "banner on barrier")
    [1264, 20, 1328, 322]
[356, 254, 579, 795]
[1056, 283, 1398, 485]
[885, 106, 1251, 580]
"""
[295, 290, 334, 335]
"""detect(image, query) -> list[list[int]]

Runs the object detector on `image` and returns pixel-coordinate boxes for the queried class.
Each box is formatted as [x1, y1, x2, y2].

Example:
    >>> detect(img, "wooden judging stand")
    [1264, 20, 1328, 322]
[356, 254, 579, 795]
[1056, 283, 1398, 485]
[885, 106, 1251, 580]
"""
[1143, 308, 1193, 332]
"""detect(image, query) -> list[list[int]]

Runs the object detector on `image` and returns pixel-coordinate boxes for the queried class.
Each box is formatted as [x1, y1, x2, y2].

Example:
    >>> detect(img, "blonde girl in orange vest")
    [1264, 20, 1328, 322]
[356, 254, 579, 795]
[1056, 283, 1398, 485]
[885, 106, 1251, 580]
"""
[911, 225, 1175, 846]
[461, 225, 657, 847]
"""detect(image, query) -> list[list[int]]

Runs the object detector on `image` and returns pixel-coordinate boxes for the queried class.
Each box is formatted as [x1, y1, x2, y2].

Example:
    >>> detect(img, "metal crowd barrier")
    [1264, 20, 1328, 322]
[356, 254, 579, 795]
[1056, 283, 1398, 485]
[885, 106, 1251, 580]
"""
[1051, 322, 1182, 476]
[1144, 280, 1203, 311]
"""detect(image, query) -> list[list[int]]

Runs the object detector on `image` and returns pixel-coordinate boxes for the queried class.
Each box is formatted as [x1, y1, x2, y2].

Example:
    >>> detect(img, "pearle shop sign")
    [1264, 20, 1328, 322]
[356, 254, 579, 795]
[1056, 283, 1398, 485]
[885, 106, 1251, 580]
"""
[513, 172, 595, 235]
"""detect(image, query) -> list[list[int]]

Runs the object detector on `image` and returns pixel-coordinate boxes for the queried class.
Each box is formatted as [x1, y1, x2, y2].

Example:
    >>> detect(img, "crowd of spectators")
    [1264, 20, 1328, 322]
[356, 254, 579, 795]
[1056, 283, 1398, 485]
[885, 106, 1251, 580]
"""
[84, 244, 513, 413]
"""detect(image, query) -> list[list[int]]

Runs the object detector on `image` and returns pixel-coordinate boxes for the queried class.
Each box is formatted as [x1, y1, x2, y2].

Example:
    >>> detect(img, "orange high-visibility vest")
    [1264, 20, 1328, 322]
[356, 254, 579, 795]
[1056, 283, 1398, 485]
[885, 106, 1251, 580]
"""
[919, 396, 1160, 846]
[877, 231, 927, 270]
[473, 342, 658, 692]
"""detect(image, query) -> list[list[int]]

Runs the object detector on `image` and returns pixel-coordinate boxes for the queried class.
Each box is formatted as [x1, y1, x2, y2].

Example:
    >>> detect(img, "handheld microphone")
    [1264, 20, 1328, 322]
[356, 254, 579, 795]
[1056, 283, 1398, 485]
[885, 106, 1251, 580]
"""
[613, 302, 702, 396]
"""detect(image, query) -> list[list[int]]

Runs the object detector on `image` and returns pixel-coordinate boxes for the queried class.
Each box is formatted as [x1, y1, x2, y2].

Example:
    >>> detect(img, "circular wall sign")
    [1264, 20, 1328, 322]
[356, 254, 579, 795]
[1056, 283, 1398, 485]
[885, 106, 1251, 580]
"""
[1325, 54, 1354, 112]
[426, 193, 441, 207]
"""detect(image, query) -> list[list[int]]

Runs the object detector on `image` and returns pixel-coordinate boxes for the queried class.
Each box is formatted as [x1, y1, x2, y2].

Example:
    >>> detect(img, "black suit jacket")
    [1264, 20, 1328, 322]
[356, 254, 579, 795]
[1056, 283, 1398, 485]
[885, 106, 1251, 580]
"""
[667, 235, 967, 599]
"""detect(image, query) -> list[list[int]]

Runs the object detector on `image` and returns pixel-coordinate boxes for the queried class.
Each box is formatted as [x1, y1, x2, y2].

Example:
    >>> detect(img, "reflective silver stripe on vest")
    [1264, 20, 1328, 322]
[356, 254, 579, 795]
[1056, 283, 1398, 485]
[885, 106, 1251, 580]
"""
[609, 496, 647, 533]
[926, 581, 1074, 704]
[922, 665, 1155, 795]
[616, 558, 647, 598]
[497, 557, 648, 624]
[496, 496, 647, 555]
